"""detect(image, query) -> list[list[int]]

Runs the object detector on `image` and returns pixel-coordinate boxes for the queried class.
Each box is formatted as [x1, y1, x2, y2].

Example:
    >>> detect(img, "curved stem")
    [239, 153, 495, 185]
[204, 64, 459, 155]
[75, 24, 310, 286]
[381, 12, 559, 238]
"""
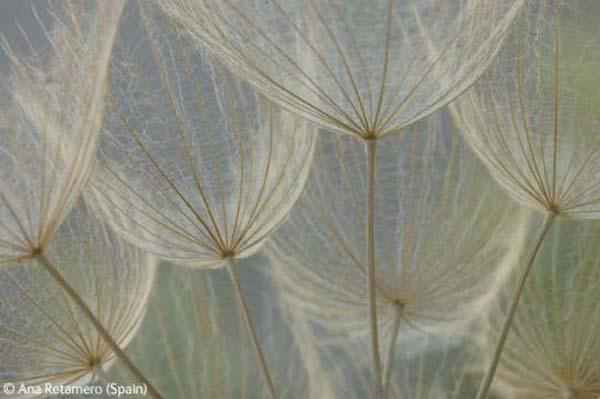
[225, 257, 277, 399]
[383, 303, 403, 397]
[36, 253, 164, 399]
[93, 364, 109, 384]
[366, 139, 383, 397]
[476, 211, 556, 399]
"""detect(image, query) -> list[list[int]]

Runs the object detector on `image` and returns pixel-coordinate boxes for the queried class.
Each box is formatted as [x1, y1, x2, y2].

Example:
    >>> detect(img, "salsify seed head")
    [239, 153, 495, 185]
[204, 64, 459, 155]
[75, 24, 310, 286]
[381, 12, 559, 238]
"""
[452, 0, 600, 219]
[86, 2, 316, 269]
[277, 315, 491, 399]
[267, 108, 530, 344]
[0, 203, 156, 392]
[0, 0, 125, 262]
[158, 0, 526, 139]
[106, 255, 329, 398]
[483, 217, 600, 399]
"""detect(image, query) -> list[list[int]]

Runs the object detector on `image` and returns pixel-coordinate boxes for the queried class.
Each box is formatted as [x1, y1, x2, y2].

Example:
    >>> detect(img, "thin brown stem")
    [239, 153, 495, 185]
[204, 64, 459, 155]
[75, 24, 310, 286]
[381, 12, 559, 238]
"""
[383, 303, 403, 397]
[476, 211, 556, 399]
[563, 387, 577, 399]
[225, 257, 277, 399]
[93, 364, 109, 384]
[366, 139, 383, 397]
[36, 253, 164, 399]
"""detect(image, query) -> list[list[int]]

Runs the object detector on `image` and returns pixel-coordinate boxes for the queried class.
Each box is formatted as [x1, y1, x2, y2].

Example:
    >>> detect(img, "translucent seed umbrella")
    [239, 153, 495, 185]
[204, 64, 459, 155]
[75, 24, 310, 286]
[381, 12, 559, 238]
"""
[278, 317, 489, 399]
[0, 2, 160, 397]
[0, 204, 156, 392]
[157, 1, 526, 391]
[106, 255, 331, 399]
[0, 1, 122, 262]
[267, 108, 530, 394]
[451, 1, 600, 395]
[275, 261, 503, 399]
[482, 219, 600, 399]
[158, 0, 524, 140]
[86, 5, 315, 398]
